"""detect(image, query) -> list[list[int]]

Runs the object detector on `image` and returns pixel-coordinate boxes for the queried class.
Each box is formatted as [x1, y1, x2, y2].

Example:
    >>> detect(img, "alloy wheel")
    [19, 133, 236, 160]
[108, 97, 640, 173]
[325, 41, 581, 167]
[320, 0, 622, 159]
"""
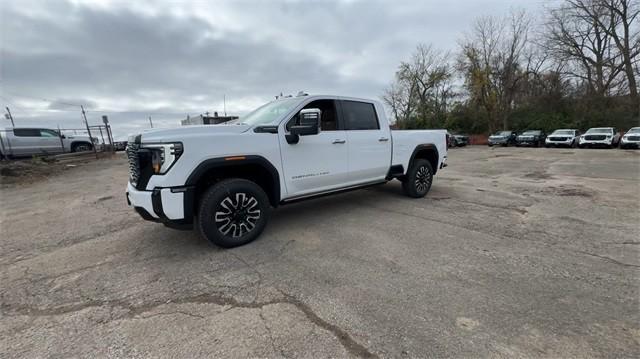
[415, 165, 432, 194]
[214, 192, 261, 238]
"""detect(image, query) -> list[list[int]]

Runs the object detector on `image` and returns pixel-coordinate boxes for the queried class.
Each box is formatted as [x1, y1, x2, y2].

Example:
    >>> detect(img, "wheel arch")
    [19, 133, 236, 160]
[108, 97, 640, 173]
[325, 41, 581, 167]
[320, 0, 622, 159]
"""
[71, 141, 93, 151]
[408, 144, 439, 175]
[185, 155, 281, 208]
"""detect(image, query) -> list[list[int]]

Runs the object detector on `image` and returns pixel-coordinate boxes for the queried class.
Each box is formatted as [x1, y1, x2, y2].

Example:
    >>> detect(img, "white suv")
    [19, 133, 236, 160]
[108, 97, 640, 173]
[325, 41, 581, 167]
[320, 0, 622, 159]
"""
[545, 129, 580, 148]
[620, 127, 640, 149]
[125, 95, 448, 247]
[578, 127, 621, 148]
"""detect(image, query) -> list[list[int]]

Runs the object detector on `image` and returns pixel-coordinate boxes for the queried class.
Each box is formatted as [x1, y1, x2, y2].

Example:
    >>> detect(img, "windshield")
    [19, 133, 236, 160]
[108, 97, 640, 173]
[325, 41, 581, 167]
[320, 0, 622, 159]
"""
[228, 98, 302, 126]
[586, 128, 613, 134]
[522, 131, 540, 135]
[494, 131, 511, 136]
[552, 130, 574, 135]
[627, 128, 640, 134]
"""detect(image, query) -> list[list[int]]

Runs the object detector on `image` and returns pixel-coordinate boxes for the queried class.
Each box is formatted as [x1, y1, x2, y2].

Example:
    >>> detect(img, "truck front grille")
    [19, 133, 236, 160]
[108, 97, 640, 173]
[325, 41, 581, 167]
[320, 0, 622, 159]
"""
[126, 143, 141, 187]
[628, 136, 640, 141]
[585, 135, 606, 140]
[549, 137, 568, 141]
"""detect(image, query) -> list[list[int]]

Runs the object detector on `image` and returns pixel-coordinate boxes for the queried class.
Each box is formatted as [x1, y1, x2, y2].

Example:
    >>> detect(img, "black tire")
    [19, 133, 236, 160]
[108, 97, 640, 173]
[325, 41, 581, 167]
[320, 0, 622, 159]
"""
[71, 142, 92, 152]
[197, 178, 270, 248]
[402, 159, 434, 198]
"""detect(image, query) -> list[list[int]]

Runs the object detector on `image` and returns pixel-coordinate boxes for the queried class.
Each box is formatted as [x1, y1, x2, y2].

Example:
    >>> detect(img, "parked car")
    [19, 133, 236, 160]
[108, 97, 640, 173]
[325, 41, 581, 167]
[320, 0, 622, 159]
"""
[515, 130, 546, 147]
[545, 129, 580, 148]
[125, 94, 448, 247]
[488, 131, 517, 146]
[578, 127, 621, 148]
[446, 132, 456, 148]
[620, 127, 640, 149]
[0, 127, 95, 158]
[451, 133, 469, 147]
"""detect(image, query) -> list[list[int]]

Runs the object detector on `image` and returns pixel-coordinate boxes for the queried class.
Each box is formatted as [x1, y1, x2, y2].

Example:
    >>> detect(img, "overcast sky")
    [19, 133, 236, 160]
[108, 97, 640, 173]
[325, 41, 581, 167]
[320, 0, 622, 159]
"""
[1, 0, 548, 139]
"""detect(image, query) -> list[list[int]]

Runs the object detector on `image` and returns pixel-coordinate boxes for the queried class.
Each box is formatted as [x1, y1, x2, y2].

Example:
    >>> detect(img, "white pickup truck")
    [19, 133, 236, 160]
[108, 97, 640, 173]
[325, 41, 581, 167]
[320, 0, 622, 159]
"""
[126, 95, 447, 247]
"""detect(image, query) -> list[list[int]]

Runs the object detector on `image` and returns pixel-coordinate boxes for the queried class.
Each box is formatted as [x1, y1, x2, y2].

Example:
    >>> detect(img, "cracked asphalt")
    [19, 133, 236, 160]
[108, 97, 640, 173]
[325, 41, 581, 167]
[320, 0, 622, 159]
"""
[1, 146, 639, 358]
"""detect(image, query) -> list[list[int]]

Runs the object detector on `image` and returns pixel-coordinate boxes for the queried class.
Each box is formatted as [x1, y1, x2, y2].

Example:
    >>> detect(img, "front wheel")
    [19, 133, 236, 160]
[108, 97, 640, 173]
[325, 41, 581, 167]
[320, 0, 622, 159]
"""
[402, 159, 434, 198]
[197, 178, 270, 248]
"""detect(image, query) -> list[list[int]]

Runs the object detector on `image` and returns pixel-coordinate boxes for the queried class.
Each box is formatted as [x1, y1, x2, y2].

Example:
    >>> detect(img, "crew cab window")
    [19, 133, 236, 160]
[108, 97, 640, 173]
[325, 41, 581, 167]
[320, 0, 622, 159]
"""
[13, 129, 41, 137]
[287, 99, 338, 131]
[39, 129, 59, 137]
[342, 101, 379, 130]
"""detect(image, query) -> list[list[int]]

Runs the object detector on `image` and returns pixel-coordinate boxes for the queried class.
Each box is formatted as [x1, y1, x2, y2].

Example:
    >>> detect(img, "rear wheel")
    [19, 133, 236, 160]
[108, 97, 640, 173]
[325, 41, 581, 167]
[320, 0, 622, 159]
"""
[71, 142, 92, 152]
[197, 178, 270, 248]
[402, 159, 433, 198]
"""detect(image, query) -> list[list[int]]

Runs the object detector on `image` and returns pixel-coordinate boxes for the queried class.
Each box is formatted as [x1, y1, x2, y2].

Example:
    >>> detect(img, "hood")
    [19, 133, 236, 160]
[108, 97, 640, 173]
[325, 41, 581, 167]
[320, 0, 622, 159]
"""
[137, 124, 251, 143]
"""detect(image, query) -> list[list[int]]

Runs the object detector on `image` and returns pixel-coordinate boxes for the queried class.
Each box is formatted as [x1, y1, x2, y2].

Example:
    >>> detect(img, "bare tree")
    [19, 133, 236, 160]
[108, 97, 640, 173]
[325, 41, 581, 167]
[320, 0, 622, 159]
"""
[458, 11, 532, 132]
[545, 0, 627, 97]
[585, 0, 639, 109]
[382, 44, 453, 128]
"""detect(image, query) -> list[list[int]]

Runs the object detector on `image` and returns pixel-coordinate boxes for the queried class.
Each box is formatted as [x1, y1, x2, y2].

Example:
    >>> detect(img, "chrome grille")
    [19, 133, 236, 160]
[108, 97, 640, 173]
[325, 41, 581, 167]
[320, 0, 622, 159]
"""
[126, 143, 141, 186]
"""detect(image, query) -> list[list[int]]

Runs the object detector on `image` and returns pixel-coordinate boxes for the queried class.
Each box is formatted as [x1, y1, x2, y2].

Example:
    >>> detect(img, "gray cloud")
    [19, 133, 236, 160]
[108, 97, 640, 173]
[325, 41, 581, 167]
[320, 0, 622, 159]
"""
[1, 0, 542, 139]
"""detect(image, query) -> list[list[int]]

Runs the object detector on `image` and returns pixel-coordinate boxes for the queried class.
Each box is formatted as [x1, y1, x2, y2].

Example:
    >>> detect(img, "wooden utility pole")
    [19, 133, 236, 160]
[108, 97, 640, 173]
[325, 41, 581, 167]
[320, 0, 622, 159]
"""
[81, 105, 98, 159]
[102, 116, 115, 154]
[5, 107, 15, 127]
[57, 125, 65, 153]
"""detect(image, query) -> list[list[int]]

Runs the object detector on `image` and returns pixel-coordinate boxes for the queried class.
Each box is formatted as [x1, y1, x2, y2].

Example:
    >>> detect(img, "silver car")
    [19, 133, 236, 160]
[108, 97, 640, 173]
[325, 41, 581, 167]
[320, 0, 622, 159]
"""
[0, 127, 95, 158]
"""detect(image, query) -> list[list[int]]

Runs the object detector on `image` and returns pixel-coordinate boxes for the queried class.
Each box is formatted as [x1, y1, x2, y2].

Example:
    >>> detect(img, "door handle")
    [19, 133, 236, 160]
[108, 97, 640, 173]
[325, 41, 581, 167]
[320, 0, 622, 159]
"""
[332, 139, 346, 144]
[378, 137, 389, 142]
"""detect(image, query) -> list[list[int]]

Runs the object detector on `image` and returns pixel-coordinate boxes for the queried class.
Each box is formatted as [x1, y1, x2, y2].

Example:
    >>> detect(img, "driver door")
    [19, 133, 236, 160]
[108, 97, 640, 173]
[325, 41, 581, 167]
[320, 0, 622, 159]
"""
[278, 99, 349, 198]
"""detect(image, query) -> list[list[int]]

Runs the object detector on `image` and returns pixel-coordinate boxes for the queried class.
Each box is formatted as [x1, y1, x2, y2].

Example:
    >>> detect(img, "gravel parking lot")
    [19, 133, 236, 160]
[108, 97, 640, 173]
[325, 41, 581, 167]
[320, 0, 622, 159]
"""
[1, 147, 639, 358]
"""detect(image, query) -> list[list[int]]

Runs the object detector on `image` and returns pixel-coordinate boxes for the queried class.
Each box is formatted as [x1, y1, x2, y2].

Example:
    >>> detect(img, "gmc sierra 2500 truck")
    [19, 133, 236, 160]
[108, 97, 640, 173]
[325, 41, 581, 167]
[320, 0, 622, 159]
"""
[126, 94, 447, 247]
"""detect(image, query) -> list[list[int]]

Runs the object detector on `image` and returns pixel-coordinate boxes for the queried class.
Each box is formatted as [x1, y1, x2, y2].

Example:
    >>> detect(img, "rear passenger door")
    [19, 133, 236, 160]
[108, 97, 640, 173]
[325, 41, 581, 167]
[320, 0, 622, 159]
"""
[11, 128, 42, 156]
[341, 100, 392, 183]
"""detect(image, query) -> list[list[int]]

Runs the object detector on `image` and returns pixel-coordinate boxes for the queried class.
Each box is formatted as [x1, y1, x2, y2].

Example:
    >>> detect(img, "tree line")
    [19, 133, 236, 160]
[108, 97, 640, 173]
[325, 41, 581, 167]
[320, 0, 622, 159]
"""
[383, 0, 639, 134]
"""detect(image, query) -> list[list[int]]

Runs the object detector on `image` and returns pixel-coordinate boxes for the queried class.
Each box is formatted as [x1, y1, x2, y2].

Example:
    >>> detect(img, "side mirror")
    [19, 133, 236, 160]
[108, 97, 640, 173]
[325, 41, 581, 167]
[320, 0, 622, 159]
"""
[286, 108, 321, 144]
[291, 108, 321, 136]
[60, 134, 66, 139]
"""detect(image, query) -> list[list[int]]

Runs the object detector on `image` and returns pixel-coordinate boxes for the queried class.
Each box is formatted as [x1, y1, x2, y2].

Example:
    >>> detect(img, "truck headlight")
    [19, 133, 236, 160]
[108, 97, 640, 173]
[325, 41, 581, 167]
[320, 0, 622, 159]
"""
[145, 142, 183, 174]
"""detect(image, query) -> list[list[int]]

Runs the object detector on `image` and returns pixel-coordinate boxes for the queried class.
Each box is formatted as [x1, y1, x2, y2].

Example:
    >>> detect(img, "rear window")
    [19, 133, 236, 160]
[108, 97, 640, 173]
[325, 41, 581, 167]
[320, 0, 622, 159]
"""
[342, 101, 379, 130]
[13, 129, 41, 137]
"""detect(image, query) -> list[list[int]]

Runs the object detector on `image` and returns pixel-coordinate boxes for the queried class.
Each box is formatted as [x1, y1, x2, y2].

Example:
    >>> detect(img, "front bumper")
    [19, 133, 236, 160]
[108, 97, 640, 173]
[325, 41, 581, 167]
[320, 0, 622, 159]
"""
[126, 182, 195, 229]
[546, 138, 573, 146]
[488, 138, 507, 145]
[516, 139, 537, 146]
[579, 139, 613, 147]
[620, 139, 640, 148]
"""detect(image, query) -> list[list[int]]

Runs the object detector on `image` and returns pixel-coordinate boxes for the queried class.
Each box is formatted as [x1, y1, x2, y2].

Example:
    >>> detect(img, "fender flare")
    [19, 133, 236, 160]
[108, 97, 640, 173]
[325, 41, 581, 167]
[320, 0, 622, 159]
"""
[408, 144, 439, 174]
[185, 155, 281, 207]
